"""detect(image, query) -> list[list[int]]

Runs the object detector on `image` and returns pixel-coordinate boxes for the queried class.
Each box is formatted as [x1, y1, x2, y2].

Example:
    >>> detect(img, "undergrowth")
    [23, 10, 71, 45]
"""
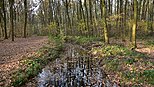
[65, 36, 102, 45]
[12, 36, 154, 86]
[91, 44, 147, 58]
[11, 35, 64, 87]
[145, 40, 154, 50]
[64, 36, 154, 86]
[92, 44, 154, 86]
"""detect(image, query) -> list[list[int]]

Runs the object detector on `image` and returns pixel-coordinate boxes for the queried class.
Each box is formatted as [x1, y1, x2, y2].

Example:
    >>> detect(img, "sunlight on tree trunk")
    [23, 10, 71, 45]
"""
[102, 0, 109, 44]
[132, 0, 137, 48]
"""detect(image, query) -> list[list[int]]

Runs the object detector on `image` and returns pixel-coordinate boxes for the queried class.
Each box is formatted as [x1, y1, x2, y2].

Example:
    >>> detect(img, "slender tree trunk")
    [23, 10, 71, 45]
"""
[141, 0, 146, 20]
[120, 0, 124, 40]
[0, 3, 3, 38]
[124, 0, 128, 37]
[89, 0, 93, 36]
[132, 0, 137, 48]
[138, 0, 143, 20]
[9, 0, 14, 41]
[79, 0, 85, 36]
[84, 0, 89, 36]
[2, 0, 8, 39]
[150, 0, 154, 33]
[94, 0, 98, 37]
[116, 0, 119, 37]
[146, 0, 150, 33]
[49, 0, 53, 23]
[102, 0, 109, 44]
[24, 0, 27, 38]
[0, 11, 3, 38]
[65, 0, 71, 31]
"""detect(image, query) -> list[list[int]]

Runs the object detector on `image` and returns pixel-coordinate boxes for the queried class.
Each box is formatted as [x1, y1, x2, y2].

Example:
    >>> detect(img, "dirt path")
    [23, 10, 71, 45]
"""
[135, 40, 154, 62]
[0, 36, 48, 86]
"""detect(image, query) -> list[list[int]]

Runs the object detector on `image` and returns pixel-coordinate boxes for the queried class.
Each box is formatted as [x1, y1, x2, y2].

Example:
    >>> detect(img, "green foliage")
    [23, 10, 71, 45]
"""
[105, 59, 119, 71]
[125, 58, 137, 65]
[48, 22, 58, 36]
[91, 43, 153, 85]
[108, 14, 122, 22]
[142, 70, 154, 84]
[25, 61, 41, 77]
[146, 41, 154, 45]
[121, 69, 154, 85]
[65, 36, 101, 45]
[77, 20, 86, 32]
[92, 44, 147, 58]
[122, 71, 138, 80]
[12, 59, 41, 87]
[102, 45, 126, 56]
[12, 72, 27, 87]
[144, 61, 154, 66]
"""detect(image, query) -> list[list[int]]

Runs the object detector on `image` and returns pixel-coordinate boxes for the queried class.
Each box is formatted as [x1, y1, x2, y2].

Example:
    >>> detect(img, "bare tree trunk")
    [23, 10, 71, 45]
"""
[9, 0, 14, 41]
[124, 0, 128, 37]
[49, 0, 53, 23]
[89, 0, 93, 36]
[132, 0, 137, 48]
[2, 0, 8, 39]
[24, 0, 27, 38]
[84, 0, 89, 36]
[102, 0, 109, 44]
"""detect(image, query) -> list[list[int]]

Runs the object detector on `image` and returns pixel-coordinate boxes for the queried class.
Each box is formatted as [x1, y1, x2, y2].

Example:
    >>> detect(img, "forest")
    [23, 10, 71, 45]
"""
[0, 0, 154, 87]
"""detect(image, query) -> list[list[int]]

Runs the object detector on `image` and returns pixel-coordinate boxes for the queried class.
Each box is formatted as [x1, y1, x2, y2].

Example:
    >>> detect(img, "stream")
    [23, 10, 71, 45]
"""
[36, 44, 118, 87]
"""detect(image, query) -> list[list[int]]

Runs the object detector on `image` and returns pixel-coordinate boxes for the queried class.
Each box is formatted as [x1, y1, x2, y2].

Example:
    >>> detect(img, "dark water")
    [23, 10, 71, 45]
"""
[37, 44, 117, 87]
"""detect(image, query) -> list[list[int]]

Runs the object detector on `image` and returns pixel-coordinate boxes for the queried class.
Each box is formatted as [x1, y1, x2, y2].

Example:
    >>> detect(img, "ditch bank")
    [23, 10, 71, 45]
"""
[36, 43, 117, 87]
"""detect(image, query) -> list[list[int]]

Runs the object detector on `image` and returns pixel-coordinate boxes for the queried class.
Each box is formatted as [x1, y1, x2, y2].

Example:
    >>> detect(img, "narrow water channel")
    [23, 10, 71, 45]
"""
[37, 44, 117, 87]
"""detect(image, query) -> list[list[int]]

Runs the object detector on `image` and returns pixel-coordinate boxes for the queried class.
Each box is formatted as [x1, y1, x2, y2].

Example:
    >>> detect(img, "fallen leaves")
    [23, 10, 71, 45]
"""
[0, 36, 48, 87]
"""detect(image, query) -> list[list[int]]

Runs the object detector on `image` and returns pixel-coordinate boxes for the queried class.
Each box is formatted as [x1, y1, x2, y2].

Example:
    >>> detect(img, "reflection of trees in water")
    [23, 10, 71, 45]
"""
[38, 44, 117, 87]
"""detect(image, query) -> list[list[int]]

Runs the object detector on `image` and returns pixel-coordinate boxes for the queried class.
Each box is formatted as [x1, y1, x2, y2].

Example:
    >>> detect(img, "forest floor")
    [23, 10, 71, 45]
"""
[0, 36, 154, 87]
[0, 36, 48, 86]
[110, 38, 154, 61]
[135, 41, 154, 61]
[64, 36, 154, 86]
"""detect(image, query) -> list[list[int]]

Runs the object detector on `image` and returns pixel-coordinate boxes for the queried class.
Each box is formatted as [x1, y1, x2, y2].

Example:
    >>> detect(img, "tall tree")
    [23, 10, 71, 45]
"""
[24, 0, 27, 38]
[132, 0, 137, 48]
[48, 0, 53, 23]
[84, 0, 89, 36]
[89, 0, 93, 35]
[2, 0, 8, 39]
[0, 1, 3, 38]
[151, 0, 154, 33]
[9, 0, 15, 41]
[102, 0, 109, 44]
